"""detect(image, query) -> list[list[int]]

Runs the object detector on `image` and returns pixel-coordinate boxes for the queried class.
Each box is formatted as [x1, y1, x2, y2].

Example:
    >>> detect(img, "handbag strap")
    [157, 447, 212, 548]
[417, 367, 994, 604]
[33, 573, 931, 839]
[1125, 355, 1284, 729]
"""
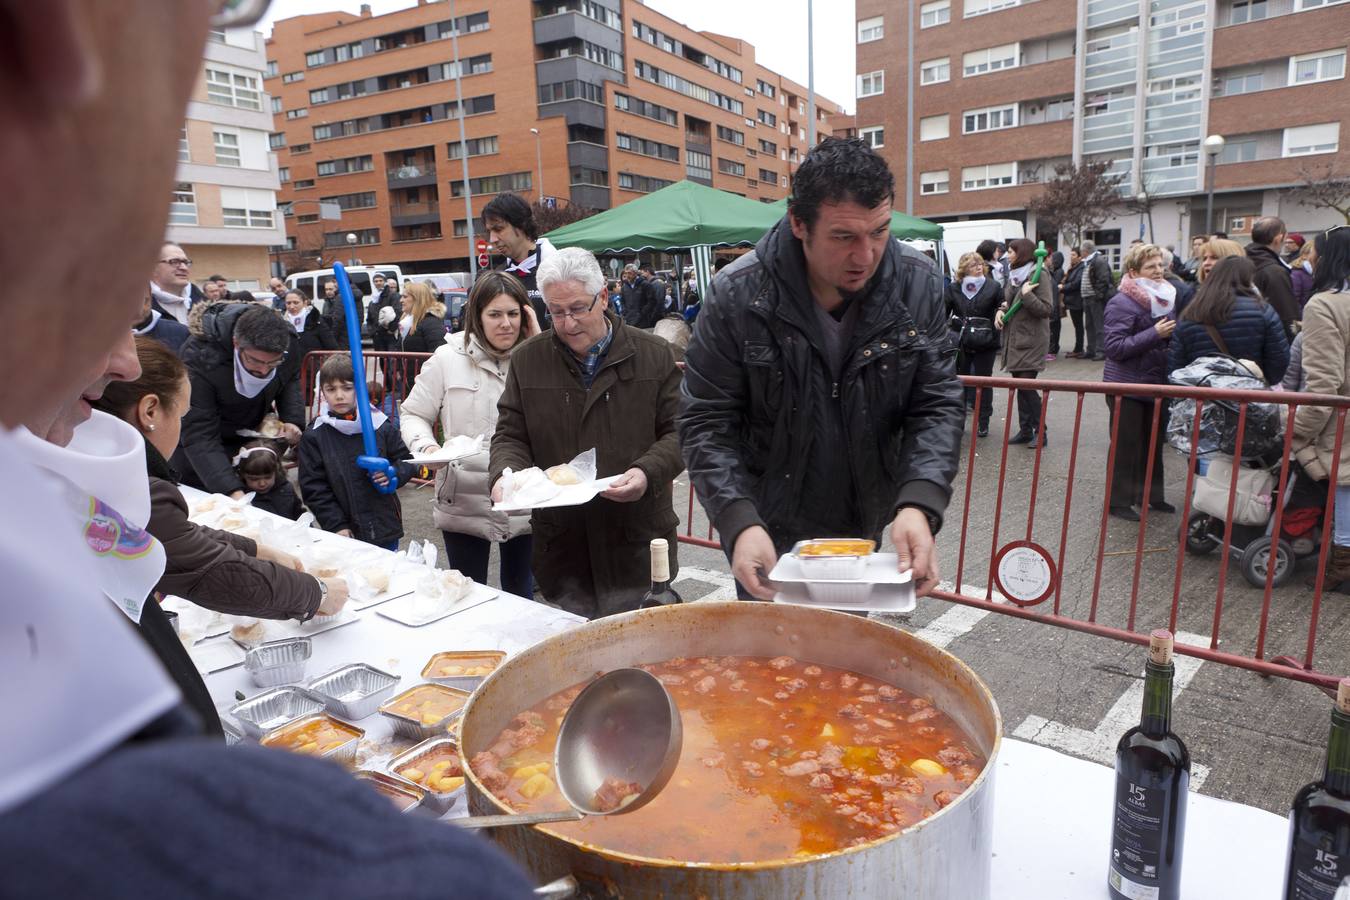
[1203, 324, 1231, 356]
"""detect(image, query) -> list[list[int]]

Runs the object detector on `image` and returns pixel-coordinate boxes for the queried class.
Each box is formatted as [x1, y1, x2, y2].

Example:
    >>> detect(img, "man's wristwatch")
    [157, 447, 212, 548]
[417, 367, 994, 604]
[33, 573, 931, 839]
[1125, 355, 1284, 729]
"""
[898, 505, 940, 536]
[311, 575, 328, 620]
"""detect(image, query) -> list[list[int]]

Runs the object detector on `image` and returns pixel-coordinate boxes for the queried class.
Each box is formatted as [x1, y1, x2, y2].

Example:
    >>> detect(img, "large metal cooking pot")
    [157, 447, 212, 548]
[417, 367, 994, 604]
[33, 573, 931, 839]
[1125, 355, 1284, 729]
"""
[461, 601, 1001, 899]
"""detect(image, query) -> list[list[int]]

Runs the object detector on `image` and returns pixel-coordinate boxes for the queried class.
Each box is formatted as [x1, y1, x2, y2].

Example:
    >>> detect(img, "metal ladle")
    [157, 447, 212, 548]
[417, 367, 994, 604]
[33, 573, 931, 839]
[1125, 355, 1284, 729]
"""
[456, 667, 682, 830]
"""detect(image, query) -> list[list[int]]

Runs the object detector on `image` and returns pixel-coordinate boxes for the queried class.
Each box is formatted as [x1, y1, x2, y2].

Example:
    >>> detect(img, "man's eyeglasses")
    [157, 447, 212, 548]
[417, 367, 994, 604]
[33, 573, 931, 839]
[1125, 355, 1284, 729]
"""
[160, 257, 193, 268]
[545, 292, 602, 322]
[239, 348, 287, 372]
[212, 0, 273, 28]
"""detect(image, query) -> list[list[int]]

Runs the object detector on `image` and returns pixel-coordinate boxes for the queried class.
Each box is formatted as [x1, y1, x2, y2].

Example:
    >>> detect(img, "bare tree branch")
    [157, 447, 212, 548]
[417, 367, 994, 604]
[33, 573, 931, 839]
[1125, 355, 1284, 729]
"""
[532, 199, 599, 234]
[1028, 161, 1125, 245]
[1283, 162, 1350, 225]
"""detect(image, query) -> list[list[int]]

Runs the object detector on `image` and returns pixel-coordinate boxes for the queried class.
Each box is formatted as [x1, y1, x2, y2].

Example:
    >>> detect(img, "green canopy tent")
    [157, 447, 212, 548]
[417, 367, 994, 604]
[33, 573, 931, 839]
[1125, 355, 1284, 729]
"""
[542, 180, 783, 306]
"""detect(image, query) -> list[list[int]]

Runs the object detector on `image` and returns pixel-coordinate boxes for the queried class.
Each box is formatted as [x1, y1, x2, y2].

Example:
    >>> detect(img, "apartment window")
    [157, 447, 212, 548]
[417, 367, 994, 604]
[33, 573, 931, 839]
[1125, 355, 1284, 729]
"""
[1219, 71, 1263, 96]
[613, 92, 679, 126]
[857, 71, 885, 97]
[445, 136, 499, 159]
[268, 131, 286, 150]
[961, 162, 1016, 189]
[1283, 122, 1340, 156]
[631, 21, 743, 83]
[757, 109, 777, 127]
[296, 213, 319, 224]
[282, 71, 304, 84]
[1228, 0, 1268, 21]
[305, 51, 325, 67]
[759, 167, 777, 182]
[1294, 0, 1349, 8]
[333, 41, 365, 62]
[309, 88, 330, 104]
[634, 60, 743, 114]
[278, 167, 290, 183]
[1290, 49, 1346, 85]
[965, 0, 1019, 16]
[293, 179, 315, 190]
[320, 191, 378, 210]
[718, 158, 746, 177]
[538, 79, 605, 104]
[859, 126, 885, 149]
[920, 58, 950, 85]
[178, 127, 190, 163]
[205, 67, 262, 110]
[435, 11, 491, 37]
[920, 171, 949, 195]
[858, 16, 884, 42]
[213, 131, 241, 167]
[168, 183, 197, 225]
[265, 60, 278, 78]
[270, 96, 282, 114]
[757, 79, 776, 98]
[449, 172, 532, 197]
[220, 187, 276, 228]
[292, 143, 311, 154]
[963, 104, 1017, 134]
[570, 167, 609, 187]
[316, 154, 373, 176]
[964, 44, 1018, 76]
[618, 172, 676, 193]
[686, 150, 712, 180]
[1218, 138, 1259, 164]
[441, 54, 494, 80]
[616, 132, 680, 161]
[919, 115, 949, 141]
[920, 0, 951, 26]
[324, 228, 379, 247]
[716, 125, 745, 146]
[286, 108, 309, 120]
[759, 138, 777, 154]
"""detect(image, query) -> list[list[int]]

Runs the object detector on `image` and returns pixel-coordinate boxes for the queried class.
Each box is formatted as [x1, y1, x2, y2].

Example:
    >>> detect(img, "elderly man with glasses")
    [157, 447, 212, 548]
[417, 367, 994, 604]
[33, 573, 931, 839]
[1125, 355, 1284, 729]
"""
[490, 246, 683, 619]
[174, 303, 305, 498]
[149, 242, 205, 323]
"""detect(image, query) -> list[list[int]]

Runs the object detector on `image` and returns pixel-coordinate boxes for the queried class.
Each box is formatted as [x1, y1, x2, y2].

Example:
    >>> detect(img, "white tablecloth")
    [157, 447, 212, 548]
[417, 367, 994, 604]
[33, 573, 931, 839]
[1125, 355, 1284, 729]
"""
[191, 488, 1287, 897]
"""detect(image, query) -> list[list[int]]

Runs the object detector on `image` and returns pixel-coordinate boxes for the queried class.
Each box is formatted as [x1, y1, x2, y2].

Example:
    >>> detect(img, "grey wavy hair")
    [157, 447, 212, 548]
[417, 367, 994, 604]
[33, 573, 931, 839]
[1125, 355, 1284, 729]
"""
[538, 246, 605, 298]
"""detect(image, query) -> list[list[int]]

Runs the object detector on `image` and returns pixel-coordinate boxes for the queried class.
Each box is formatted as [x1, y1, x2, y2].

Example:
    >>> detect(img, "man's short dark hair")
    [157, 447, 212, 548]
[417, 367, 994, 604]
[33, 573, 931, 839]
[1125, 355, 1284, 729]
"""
[481, 193, 537, 240]
[787, 137, 895, 230]
[975, 240, 998, 262]
[1251, 216, 1286, 248]
[234, 305, 292, 354]
[208, 274, 228, 284]
[319, 352, 355, 386]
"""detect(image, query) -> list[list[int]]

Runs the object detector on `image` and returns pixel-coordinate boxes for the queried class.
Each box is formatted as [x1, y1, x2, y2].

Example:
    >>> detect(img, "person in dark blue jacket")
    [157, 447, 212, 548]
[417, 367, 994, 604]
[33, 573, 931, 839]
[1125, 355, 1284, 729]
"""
[1168, 256, 1290, 385]
[132, 290, 190, 354]
[299, 353, 415, 550]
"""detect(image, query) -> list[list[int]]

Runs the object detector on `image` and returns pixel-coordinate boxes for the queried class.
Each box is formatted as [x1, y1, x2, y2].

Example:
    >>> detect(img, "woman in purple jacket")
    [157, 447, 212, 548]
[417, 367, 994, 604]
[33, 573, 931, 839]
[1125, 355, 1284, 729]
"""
[1103, 243, 1178, 521]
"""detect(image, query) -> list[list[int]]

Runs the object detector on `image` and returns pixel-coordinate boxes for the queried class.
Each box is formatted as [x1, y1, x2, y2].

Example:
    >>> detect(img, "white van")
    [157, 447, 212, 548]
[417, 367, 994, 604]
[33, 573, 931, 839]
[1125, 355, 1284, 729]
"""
[939, 219, 1026, 273]
[286, 265, 404, 316]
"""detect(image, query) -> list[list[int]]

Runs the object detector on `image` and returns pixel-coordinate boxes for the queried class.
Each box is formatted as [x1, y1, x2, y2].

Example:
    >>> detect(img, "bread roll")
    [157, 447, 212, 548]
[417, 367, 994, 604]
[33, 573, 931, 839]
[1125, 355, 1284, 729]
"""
[546, 464, 582, 485]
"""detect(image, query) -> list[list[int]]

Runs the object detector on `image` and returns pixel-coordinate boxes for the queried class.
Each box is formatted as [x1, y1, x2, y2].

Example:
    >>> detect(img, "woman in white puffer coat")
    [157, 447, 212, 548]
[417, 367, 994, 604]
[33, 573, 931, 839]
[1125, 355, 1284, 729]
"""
[400, 272, 538, 596]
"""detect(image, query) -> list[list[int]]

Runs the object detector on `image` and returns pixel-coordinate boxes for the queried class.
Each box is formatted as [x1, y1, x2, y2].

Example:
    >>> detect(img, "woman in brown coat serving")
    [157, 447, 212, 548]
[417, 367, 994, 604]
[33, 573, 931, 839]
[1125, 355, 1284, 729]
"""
[95, 337, 348, 620]
[995, 238, 1054, 448]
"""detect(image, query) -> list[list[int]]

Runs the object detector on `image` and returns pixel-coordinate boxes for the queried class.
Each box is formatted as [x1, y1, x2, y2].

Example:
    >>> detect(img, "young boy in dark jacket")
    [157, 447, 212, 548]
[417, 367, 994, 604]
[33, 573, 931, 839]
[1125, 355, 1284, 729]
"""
[299, 354, 415, 550]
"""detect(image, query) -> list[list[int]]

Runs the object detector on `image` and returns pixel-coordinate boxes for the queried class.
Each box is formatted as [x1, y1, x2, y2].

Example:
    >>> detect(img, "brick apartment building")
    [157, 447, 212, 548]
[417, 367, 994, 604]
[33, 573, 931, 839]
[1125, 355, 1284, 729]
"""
[171, 26, 285, 290]
[854, 0, 1348, 263]
[264, 0, 844, 272]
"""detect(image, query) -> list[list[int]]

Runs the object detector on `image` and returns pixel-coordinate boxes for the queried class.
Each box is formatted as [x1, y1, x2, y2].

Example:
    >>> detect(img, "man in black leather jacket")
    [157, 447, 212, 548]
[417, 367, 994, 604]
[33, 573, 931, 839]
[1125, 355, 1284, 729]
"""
[679, 138, 964, 599]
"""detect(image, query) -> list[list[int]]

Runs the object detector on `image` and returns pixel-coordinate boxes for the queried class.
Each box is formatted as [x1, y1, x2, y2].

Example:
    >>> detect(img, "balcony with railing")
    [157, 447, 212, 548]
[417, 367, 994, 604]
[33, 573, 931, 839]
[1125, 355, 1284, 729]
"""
[386, 162, 437, 187]
[389, 198, 443, 227]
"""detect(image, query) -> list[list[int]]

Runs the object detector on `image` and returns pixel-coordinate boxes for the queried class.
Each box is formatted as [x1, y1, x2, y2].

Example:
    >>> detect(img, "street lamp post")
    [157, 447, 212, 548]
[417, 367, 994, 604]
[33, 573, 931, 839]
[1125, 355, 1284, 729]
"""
[1136, 190, 1154, 244]
[1203, 134, 1226, 236]
[530, 127, 544, 201]
[345, 231, 357, 266]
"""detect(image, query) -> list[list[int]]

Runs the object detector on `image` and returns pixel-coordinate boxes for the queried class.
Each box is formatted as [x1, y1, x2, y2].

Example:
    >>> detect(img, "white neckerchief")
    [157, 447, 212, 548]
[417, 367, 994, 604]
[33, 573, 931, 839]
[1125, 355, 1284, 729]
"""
[150, 280, 192, 323]
[313, 401, 388, 436]
[289, 309, 308, 332]
[1302, 260, 1313, 275]
[1009, 262, 1035, 287]
[0, 425, 180, 815]
[961, 275, 986, 298]
[399, 314, 412, 339]
[14, 411, 166, 624]
[233, 347, 276, 399]
[1136, 277, 1177, 318]
[133, 308, 162, 335]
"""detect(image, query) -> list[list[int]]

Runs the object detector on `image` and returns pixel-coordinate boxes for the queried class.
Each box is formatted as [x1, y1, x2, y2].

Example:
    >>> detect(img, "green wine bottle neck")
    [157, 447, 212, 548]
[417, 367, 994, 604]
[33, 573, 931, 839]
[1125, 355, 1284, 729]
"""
[1325, 709, 1350, 796]
[1140, 660, 1174, 737]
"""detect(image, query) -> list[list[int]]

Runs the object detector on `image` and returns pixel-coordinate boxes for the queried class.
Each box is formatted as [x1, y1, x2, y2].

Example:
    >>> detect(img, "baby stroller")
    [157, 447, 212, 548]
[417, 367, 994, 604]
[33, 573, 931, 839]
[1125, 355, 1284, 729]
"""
[1170, 356, 1324, 588]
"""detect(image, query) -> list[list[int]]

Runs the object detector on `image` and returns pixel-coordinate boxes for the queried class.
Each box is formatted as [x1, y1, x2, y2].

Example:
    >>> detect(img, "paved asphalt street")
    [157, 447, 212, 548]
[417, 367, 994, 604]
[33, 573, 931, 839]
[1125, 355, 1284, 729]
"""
[393, 354, 1349, 817]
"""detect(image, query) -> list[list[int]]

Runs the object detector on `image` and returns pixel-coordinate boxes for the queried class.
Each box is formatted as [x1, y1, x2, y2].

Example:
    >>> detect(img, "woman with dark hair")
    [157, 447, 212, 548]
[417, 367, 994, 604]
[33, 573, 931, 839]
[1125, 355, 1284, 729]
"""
[1293, 227, 1350, 587]
[1101, 243, 1176, 521]
[1168, 256, 1290, 383]
[400, 271, 539, 596]
[282, 287, 338, 361]
[995, 237, 1054, 447]
[945, 251, 1002, 436]
[1060, 247, 1086, 357]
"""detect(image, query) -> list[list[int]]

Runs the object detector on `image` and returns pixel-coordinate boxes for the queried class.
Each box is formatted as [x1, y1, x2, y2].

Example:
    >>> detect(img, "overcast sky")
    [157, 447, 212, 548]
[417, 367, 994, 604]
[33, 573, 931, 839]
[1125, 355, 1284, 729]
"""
[256, 0, 857, 114]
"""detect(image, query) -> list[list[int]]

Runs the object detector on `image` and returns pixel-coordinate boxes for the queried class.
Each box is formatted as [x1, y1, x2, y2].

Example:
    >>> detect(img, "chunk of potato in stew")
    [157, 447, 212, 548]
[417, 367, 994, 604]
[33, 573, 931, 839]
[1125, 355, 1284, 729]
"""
[472, 655, 984, 862]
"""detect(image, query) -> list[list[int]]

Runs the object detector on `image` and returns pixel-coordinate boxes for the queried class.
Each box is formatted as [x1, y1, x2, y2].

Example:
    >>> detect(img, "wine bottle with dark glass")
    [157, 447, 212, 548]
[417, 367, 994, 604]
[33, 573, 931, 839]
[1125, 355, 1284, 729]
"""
[638, 538, 681, 609]
[1108, 629, 1190, 900]
[1282, 677, 1350, 900]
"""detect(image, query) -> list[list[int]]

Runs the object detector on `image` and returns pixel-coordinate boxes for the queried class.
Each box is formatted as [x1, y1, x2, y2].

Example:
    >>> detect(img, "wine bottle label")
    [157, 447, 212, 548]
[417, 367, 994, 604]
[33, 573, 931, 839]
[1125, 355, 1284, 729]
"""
[1287, 826, 1345, 900]
[1110, 777, 1168, 900]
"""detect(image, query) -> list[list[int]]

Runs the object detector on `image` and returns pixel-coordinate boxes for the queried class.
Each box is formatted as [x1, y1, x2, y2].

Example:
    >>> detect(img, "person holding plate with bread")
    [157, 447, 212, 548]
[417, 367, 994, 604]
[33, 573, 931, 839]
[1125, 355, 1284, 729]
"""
[489, 247, 684, 619]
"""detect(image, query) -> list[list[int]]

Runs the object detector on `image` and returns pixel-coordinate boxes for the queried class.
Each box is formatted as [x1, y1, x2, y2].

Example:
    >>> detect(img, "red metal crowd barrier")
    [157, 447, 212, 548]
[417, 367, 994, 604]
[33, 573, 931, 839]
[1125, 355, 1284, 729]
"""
[298, 349, 432, 420]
